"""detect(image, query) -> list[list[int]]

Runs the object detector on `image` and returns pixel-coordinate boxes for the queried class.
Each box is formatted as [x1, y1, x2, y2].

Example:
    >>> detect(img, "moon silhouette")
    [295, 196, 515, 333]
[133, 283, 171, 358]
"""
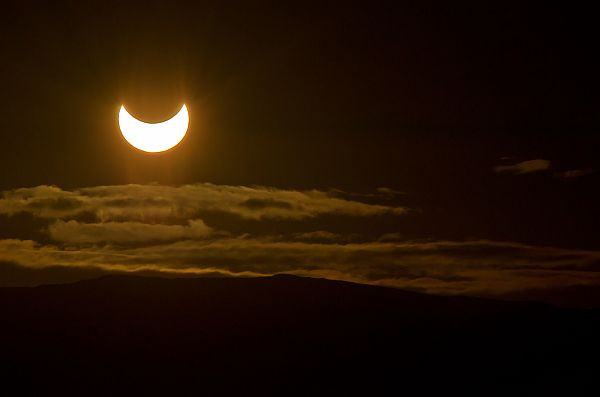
[118, 104, 189, 152]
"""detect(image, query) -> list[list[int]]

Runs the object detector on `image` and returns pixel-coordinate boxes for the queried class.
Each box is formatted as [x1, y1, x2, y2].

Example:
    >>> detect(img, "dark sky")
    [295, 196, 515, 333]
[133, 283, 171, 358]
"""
[0, 1, 598, 298]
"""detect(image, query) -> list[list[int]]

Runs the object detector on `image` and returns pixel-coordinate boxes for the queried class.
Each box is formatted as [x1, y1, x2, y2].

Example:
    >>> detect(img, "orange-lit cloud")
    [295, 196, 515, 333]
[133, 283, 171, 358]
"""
[1, 236, 599, 298]
[48, 219, 214, 243]
[554, 169, 595, 179]
[1, 183, 599, 301]
[0, 184, 408, 221]
[494, 159, 550, 174]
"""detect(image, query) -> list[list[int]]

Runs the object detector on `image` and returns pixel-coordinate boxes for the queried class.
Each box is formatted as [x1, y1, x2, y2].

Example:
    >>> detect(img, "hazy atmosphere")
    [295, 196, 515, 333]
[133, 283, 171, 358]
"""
[1, 2, 599, 393]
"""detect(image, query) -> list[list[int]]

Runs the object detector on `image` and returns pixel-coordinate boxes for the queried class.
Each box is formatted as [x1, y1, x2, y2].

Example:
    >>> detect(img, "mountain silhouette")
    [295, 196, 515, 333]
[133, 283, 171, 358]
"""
[1, 274, 598, 395]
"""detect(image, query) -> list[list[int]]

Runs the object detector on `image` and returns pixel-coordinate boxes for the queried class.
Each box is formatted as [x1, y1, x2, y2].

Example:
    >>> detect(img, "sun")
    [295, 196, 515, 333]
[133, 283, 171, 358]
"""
[118, 104, 189, 152]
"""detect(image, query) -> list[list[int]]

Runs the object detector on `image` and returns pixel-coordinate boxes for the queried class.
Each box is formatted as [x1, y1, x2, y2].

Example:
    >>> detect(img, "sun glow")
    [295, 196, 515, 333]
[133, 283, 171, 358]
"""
[118, 104, 189, 152]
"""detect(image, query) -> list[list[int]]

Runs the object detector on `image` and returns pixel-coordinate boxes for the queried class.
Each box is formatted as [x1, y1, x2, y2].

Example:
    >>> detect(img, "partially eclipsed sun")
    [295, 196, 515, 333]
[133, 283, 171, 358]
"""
[118, 104, 189, 152]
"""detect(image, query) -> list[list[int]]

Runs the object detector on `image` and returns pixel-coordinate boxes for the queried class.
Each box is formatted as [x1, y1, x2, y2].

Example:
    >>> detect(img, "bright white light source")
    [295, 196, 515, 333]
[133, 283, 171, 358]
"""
[118, 104, 189, 152]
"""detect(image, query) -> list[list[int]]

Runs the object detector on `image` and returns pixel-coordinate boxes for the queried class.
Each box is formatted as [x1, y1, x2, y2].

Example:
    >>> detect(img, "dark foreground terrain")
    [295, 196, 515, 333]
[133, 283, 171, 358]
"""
[1, 275, 599, 395]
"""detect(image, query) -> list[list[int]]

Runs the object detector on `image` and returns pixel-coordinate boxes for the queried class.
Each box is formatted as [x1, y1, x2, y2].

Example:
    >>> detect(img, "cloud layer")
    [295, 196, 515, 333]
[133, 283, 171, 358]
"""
[0, 184, 408, 222]
[554, 169, 595, 179]
[494, 159, 550, 174]
[48, 219, 214, 243]
[1, 237, 599, 297]
[1, 183, 599, 300]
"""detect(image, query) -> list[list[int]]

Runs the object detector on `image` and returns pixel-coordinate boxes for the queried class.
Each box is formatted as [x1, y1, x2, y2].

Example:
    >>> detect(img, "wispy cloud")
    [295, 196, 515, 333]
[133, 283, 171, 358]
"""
[554, 169, 595, 179]
[48, 219, 214, 243]
[0, 184, 409, 222]
[1, 236, 599, 297]
[1, 183, 599, 300]
[293, 230, 347, 242]
[494, 159, 550, 174]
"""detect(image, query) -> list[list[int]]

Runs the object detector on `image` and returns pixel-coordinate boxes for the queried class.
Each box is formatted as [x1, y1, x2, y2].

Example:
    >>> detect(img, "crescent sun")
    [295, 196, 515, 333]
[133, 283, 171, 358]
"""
[118, 104, 189, 152]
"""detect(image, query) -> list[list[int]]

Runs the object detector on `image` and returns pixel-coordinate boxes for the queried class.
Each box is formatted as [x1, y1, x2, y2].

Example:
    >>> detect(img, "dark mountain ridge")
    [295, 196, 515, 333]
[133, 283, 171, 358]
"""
[1, 274, 598, 395]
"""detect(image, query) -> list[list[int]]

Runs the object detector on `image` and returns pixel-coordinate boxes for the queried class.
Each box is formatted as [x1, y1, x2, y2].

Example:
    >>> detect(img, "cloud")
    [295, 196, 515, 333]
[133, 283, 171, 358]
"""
[554, 169, 595, 179]
[1, 183, 600, 303]
[375, 187, 404, 198]
[0, 183, 409, 222]
[378, 233, 404, 242]
[494, 159, 550, 174]
[1, 237, 599, 298]
[48, 219, 213, 243]
[293, 230, 347, 242]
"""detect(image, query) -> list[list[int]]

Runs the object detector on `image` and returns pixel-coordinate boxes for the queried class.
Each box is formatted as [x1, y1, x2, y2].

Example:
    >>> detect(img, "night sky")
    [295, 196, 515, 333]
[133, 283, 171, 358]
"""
[1, 1, 599, 303]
